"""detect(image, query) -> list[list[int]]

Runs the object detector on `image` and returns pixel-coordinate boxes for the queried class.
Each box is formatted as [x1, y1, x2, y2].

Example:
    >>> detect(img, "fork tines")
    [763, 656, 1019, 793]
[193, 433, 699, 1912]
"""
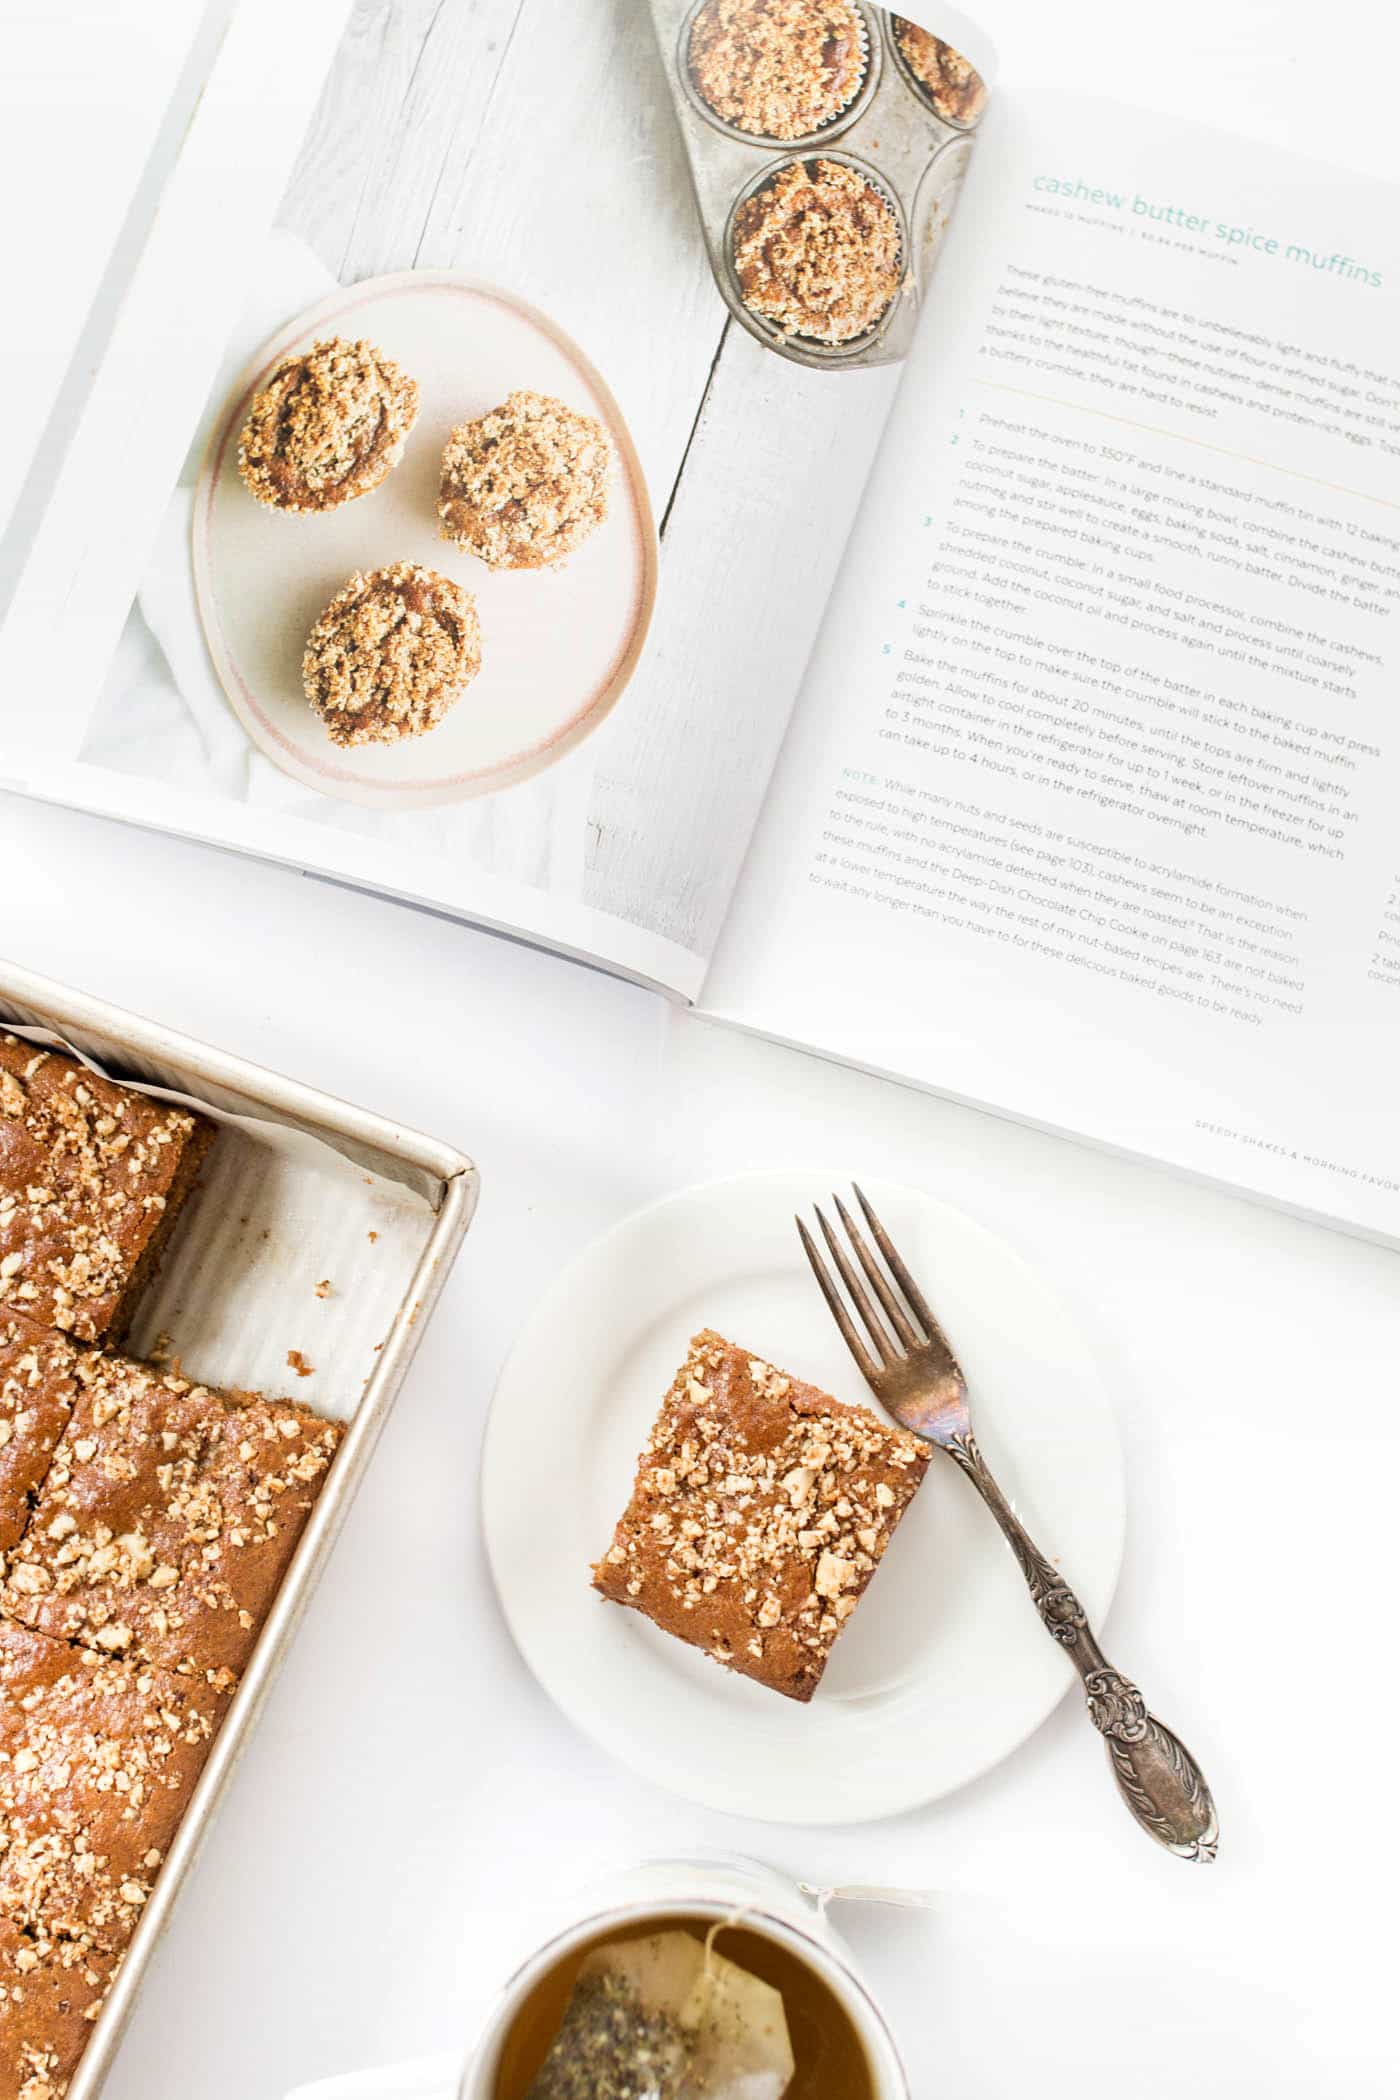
[797, 1183, 952, 1388]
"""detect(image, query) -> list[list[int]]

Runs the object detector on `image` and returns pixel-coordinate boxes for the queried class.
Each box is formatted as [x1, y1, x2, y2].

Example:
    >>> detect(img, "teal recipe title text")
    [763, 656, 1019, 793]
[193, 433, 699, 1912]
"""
[1031, 177, 1383, 288]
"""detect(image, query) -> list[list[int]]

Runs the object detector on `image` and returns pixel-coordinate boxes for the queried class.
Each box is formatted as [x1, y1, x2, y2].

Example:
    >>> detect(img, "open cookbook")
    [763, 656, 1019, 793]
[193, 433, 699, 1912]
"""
[3, 0, 1399, 1246]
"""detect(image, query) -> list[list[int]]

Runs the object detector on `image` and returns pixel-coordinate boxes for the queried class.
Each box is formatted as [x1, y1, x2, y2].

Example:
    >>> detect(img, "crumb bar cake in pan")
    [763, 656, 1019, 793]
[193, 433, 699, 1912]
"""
[0, 1038, 343, 2097]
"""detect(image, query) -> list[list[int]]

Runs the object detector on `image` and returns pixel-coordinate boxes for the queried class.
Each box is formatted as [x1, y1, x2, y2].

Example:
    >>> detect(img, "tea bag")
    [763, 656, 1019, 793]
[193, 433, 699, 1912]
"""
[525, 1928, 795, 2100]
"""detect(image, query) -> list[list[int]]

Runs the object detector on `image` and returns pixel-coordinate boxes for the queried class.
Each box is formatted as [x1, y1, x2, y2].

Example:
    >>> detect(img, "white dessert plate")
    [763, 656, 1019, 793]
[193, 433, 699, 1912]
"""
[482, 1169, 1125, 1825]
[193, 272, 656, 807]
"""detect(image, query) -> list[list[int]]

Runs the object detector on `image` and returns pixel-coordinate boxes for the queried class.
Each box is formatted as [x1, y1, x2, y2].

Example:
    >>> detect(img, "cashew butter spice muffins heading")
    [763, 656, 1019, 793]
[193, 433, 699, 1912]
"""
[237, 335, 420, 514]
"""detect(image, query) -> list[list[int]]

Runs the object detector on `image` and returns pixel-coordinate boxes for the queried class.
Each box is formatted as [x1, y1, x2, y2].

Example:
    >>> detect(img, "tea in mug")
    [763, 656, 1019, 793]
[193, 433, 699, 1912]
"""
[495, 1912, 876, 2100]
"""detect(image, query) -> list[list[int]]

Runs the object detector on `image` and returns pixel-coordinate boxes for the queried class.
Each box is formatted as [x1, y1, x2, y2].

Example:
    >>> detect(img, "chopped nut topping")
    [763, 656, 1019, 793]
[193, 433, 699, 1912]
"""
[237, 335, 419, 514]
[891, 19, 987, 126]
[0, 1340, 343, 1687]
[438, 390, 611, 572]
[0, 1617, 221, 2039]
[689, 0, 867, 140]
[732, 157, 902, 345]
[302, 564, 481, 750]
[593, 1330, 929, 1701]
[0, 1037, 211, 1344]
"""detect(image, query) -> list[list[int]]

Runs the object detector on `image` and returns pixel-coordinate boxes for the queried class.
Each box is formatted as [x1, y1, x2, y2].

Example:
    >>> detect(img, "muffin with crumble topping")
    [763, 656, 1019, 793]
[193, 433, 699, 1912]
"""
[237, 336, 419, 514]
[890, 18, 986, 128]
[302, 563, 481, 748]
[438, 390, 611, 572]
[732, 156, 903, 345]
[688, 0, 868, 141]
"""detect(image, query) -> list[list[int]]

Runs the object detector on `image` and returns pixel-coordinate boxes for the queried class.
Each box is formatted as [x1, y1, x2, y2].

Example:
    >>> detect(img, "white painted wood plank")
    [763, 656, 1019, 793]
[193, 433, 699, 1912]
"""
[280, 0, 526, 282]
[585, 323, 901, 958]
[412, 0, 725, 500]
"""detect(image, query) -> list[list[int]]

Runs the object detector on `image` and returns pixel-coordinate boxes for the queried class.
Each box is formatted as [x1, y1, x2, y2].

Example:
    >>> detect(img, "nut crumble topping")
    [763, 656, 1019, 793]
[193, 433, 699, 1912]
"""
[302, 563, 481, 749]
[437, 390, 611, 571]
[237, 335, 419, 514]
[0, 1322, 79, 1556]
[1, 1342, 343, 1691]
[0, 1310, 337, 2090]
[0, 1040, 211, 1345]
[688, 0, 867, 141]
[732, 157, 902, 345]
[592, 1329, 928, 1701]
[0, 1622, 221, 1945]
[0, 1916, 122, 2099]
[891, 20, 986, 126]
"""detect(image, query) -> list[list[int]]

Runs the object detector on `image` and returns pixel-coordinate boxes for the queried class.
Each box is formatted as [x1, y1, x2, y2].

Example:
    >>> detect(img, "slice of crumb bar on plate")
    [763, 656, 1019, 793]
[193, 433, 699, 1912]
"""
[593, 1329, 929, 1702]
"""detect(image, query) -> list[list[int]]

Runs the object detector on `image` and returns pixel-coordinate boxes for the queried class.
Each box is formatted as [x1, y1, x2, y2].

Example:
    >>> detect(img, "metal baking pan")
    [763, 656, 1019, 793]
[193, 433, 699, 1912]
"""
[650, 1, 995, 369]
[0, 959, 477, 2100]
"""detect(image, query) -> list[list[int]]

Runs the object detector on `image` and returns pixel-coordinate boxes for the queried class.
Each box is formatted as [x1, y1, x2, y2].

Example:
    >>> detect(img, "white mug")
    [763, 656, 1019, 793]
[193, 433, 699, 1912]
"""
[286, 1855, 913, 2100]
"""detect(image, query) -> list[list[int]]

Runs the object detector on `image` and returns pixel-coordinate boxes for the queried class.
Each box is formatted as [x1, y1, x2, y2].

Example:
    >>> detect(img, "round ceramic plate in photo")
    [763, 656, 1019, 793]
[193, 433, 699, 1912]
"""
[193, 272, 656, 807]
[481, 1169, 1125, 1825]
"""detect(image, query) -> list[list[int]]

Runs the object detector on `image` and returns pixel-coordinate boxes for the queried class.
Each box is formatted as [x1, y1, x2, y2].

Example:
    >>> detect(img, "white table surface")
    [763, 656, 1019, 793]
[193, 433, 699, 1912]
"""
[5, 2, 1400, 2096]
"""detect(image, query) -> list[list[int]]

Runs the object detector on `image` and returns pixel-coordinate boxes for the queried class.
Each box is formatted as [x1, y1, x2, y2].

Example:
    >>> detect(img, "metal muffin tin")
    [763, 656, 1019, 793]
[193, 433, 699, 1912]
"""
[0, 960, 477, 2100]
[652, 1, 991, 369]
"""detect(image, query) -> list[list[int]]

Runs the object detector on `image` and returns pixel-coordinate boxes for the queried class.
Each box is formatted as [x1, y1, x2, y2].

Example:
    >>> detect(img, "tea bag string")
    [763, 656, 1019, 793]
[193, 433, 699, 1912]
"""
[700, 1906, 755, 2009]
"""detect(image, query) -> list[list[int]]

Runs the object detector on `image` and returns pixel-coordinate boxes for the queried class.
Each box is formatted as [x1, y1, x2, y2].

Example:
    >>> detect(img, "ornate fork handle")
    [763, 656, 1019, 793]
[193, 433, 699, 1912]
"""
[946, 1433, 1218, 1862]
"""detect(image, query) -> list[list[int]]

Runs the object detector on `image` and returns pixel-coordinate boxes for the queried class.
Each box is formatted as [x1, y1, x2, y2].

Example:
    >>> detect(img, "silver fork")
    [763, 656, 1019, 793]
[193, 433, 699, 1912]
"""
[799, 1185, 1218, 1863]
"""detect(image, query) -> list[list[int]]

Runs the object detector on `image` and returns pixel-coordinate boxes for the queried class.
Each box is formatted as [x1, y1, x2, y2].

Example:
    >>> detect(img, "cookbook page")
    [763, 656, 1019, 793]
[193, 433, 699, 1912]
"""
[0, 2, 992, 1001]
[703, 93, 1400, 1242]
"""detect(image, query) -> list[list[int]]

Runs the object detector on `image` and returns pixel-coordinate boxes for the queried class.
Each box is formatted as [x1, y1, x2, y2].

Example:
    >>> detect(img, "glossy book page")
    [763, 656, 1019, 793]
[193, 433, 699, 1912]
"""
[704, 92, 1400, 1243]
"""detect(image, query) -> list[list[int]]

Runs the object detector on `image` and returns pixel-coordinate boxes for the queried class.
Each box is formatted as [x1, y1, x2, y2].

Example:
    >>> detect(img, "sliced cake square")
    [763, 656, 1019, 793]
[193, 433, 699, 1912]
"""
[0, 1321, 81, 1555]
[593, 1329, 929, 1702]
[0, 1037, 213, 1345]
[0, 1913, 120, 2100]
[0, 1621, 224, 1939]
[2, 1351, 342, 1691]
